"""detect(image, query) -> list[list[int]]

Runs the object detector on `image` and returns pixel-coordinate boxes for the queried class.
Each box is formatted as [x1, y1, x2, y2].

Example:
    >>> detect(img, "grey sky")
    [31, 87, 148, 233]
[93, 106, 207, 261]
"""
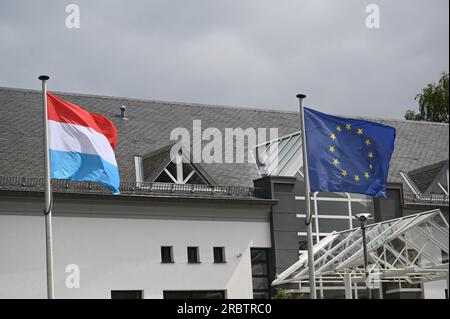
[0, 0, 448, 119]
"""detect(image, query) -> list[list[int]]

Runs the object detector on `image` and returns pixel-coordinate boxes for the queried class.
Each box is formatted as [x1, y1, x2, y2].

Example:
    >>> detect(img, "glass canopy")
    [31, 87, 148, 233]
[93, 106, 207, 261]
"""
[273, 209, 449, 286]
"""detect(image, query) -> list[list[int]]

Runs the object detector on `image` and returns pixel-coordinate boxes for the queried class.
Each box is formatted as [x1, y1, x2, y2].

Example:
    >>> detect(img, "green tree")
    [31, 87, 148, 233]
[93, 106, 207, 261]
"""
[404, 72, 449, 123]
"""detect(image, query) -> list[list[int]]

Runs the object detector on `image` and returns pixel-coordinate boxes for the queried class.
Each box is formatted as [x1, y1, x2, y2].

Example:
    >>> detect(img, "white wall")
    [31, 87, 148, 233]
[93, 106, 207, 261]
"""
[0, 195, 272, 299]
[423, 280, 448, 299]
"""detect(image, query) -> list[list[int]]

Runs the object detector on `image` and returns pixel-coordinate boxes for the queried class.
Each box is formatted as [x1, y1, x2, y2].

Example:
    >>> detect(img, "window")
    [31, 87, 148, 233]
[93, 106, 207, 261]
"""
[154, 161, 209, 185]
[213, 247, 226, 263]
[251, 248, 271, 299]
[163, 290, 225, 299]
[111, 290, 143, 299]
[187, 246, 200, 263]
[442, 250, 449, 264]
[298, 240, 307, 251]
[161, 246, 174, 263]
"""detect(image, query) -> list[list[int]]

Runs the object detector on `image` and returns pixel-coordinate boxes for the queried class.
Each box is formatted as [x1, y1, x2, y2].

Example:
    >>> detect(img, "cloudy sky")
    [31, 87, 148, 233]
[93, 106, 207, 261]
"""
[0, 0, 448, 118]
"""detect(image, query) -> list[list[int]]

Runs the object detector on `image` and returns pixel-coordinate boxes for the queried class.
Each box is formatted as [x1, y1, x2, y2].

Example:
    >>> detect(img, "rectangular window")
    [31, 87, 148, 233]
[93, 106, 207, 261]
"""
[187, 246, 200, 263]
[161, 246, 174, 263]
[213, 247, 226, 263]
[442, 250, 449, 264]
[163, 290, 225, 299]
[251, 248, 271, 299]
[111, 290, 143, 299]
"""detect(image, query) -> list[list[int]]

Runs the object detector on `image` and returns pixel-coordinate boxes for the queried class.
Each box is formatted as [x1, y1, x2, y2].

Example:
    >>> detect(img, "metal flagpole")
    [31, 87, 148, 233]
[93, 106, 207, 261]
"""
[39, 75, 54, 299]
[356, 213, 372, 299]
[296, 94, 317, 299]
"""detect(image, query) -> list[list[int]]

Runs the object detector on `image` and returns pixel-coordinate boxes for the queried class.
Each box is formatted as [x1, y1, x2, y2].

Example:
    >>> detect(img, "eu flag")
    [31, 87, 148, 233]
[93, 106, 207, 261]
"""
[304, 108, 396, 198]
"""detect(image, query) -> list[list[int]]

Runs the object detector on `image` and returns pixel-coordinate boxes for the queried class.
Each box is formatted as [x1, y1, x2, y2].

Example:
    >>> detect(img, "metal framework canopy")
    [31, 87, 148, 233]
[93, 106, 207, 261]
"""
[273, 210, 449, 287]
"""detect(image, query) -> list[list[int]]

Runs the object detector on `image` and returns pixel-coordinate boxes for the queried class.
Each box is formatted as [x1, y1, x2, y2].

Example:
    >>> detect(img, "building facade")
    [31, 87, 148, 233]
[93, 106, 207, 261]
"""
[0, 87, 448, 298]
[0, 187, 274, 299]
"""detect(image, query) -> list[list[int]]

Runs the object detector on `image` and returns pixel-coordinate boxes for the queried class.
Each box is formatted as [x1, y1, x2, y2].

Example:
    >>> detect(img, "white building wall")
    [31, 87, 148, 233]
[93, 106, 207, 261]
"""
[422, 280, 447, 299]
[0, 195, 272, 299]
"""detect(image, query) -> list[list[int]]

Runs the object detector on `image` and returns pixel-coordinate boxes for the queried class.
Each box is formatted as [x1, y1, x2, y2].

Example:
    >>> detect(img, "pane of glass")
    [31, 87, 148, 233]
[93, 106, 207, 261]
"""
[187, 171, 207, 185]
[407, 249, 419, 265]
[188, 247, 199, 263]
[154, 170, 174, 183]
[251, 249, 267, 263]
[252, 277, 269, 290]
[279, 147, 302, 177]
[273, 136, 299, 175]
[298, 240, 308, 251]
[182, 163, 193, 175]
[214, 247, 225, 263]
[252, 263, 268, 276]
[431, 214, 448, 229]
[253, 292, 270, 299]
[161, 246, 172, 263]
[166, 162, 178, 179]
[442, 251, 449, 264]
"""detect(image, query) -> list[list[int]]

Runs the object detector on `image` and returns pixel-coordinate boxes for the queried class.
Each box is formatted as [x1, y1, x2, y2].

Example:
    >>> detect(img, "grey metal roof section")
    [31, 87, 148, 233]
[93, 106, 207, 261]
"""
[255, 132, 303, 177]
[0, 86, 449, 188]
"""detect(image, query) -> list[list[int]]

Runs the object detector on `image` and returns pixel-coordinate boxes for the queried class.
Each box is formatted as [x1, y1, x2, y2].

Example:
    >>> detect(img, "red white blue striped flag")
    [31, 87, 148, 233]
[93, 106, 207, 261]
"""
[47, 92, 120, 194]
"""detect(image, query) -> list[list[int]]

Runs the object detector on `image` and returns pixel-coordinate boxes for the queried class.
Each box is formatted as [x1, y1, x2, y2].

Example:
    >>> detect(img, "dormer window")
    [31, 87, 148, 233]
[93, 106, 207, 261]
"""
[135, 144, 215, 185]
[154, 161, 208, 185]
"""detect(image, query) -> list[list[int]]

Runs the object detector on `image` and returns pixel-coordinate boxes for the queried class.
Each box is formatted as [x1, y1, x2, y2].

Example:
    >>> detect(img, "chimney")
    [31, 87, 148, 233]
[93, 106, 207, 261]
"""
[119, 105, 128, 120]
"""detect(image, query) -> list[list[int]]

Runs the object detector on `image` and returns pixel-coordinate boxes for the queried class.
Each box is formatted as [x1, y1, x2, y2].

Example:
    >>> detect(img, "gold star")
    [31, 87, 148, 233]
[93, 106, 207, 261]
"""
[336, 126, 342, 132]
[341, 169, 348, 177]
[365, 138, 371, 145]
[329, 145, 335, 153]
[330, 133, 337, 140]
[369, 163, 374, 170]
[354, 175, 360, 182]
[345, 123, 351, 131]
[357, 128, 364, 136]
[332, 159, 340, 167]
[368, 152, 374, 159]
[364, 172, 370, 179]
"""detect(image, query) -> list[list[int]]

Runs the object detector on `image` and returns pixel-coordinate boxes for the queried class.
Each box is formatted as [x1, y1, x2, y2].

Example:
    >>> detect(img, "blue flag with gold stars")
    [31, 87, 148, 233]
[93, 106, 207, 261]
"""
[304, 108, 396, 198]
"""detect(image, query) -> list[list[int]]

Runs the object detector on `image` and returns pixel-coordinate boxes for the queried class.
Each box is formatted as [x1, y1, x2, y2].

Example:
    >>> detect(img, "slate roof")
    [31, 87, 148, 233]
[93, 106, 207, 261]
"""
[0, 86, 448, 190]
[142, 144, 174, 181]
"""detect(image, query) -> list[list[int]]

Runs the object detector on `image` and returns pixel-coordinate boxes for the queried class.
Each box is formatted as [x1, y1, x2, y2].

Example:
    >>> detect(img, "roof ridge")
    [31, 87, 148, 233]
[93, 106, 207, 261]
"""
[0, 85, 449, 126]
[0, 86, 299, 116]
[409, 159, 449, 174]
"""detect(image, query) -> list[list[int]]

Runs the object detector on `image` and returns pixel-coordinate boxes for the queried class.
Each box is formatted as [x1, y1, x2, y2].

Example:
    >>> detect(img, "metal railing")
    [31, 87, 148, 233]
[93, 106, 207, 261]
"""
[403, 193, 449, 205]
[0, 176, 255, 198]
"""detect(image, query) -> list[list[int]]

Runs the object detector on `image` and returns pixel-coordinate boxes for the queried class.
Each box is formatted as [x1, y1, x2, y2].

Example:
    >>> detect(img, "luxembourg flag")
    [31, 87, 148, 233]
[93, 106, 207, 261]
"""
[47, 92, 120, 194]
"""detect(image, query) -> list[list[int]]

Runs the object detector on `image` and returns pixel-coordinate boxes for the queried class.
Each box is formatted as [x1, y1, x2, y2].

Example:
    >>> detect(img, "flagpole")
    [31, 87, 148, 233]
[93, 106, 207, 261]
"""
[39, 75, 54, 299]
[296, 94, 317, 299]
